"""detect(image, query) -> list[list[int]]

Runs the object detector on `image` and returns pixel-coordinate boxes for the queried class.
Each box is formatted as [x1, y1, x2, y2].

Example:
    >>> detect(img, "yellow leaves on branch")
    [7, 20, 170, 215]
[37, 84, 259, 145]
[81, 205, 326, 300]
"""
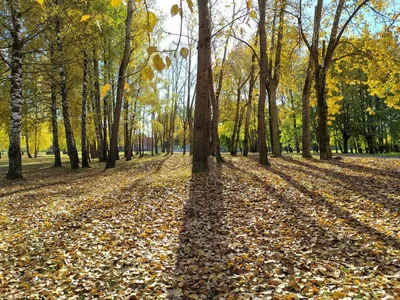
[142, 67, 154, 81]
[100, 84, 111, 98]
[111, 0, 122, 7]
[80, 15, 91, 22]
[145, 11, 157, 33]
[153, 54, 166, 72]
[147, 46, 157, 55]
[36, 0, 44, 5]
[366, 107, 375, 115]
[124, 82, 130, 92]
[246, 0, 252, 10]
[249, 10, 257, 19]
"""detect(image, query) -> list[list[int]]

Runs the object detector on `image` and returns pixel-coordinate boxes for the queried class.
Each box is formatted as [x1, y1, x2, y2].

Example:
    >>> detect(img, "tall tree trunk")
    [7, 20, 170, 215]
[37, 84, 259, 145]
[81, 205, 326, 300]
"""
[268, 1, 286, 157]
[169, 97, 178, 155]
[231, 87, 242, 156]
[49, 44, 62, 167]
[209, 66, 224, 162]
[315, 72, 332, 160]
[192, 0, 212, 173]
[26, 133, 32, 158]
[244, 51, 257, 157]
[301, 62, 313, 158]
[56, 14, 79, 170]
[93, 50, 106, 161]
[6, 0, 23, 179]
[257, 0, 269, 166]
[106, 0, 134, 168]
[81, 51, 90, 168]
[124, 97, 132, 161]
[289, 90, 300, 153]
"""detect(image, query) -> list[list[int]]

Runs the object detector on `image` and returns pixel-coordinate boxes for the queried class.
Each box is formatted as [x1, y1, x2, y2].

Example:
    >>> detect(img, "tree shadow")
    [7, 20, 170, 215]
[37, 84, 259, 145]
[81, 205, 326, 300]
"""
[230, 158, 399, 275]
[170, 161, 230, 298]
[326, 158, 400, 180]
[278, 156, 400, 215]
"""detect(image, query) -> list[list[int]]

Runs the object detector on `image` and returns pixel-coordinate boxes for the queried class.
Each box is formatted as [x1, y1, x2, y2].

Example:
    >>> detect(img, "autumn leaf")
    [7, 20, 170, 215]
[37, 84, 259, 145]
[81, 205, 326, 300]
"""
[186, 0, 194, 13]
[100, 84, 111, 98]
[153, 54, 166, 72]
[111, 0, 122, 7]
[124, 82, 130, 91]
[36, 0, 44, 5]
[246, 0, 252, 10]
[171, 4, 179, 17]
[166, 56, 171, 68]
[145, 11, 157, 32]
[249, 10, 257, 18]
[179, 47, 189, 59]
[147, 46, 157, 55]
[80, 15, 91, 22]
[142, 66, 154, 80]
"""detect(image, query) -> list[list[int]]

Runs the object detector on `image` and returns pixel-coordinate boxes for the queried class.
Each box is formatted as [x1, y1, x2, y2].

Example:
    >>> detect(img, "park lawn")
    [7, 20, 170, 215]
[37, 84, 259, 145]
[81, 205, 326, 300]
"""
[0, 154, 399, 299]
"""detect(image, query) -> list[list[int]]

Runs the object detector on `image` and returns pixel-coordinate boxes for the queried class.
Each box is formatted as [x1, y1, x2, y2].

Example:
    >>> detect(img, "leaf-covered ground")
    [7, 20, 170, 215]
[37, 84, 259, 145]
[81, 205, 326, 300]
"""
[0, 154, 399, 299]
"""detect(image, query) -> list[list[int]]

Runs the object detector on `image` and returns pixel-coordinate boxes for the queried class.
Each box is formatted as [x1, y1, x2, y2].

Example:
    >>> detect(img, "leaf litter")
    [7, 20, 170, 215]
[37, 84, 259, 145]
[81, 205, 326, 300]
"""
[0, 155, 399, 299]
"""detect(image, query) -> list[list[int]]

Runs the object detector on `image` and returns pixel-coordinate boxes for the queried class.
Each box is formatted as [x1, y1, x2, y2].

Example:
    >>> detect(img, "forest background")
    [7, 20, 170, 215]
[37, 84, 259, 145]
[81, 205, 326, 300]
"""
[0, 0, 399, 177]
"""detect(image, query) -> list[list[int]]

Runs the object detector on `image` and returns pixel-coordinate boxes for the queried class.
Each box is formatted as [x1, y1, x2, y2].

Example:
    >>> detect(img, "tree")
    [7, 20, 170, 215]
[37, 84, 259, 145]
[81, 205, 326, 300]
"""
[192, 0, 212, 173]
[299, 0, 371, 160]
[257, 0, 269, 166]
[5, 0, 23, 179]
[106, 0, 134, 168]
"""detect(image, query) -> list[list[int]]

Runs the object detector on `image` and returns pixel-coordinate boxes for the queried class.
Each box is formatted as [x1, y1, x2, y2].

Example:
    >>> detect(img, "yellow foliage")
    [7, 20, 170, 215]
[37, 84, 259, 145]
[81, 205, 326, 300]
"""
[100, 84, 111, 98]
[246, 0, 252, 10]
[142, 67, 154, 81]
[80, 15, 91, 22]
[111, 0, 122, 7]
[145, 12, 157, 32]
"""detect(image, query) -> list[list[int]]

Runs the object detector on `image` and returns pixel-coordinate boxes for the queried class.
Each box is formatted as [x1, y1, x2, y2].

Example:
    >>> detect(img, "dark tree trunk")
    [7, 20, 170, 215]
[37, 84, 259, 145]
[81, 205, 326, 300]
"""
[244, 51, 257, 157]
[192, 0, 212, 173]
[315, 72, 332, 160]
[231, 87, 242, 156]
[56, 14, 79, 170]
[26, 133, 32, 159]
[288, 90, 300, 153]
[124, 97, 132, 161]
[265, 1, 286, 157]
[50, 51, 62, 167]
[209, 66, 224, 162]
[81, 51, 90, 168]
[106, 0, 134, 168]
[343, 132, 350, 153]
[257, 0, 269, 166]
[6, 0, 23, 179]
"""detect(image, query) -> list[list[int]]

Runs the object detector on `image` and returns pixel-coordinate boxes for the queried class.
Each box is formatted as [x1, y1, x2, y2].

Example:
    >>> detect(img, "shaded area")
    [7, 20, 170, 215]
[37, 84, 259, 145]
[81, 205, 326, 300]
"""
[279, 156, 400, 215]
[170, 162, 227, 297]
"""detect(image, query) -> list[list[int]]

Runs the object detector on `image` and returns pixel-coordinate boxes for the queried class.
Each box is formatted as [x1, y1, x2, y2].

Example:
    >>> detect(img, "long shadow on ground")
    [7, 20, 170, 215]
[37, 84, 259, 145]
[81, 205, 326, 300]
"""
[170, 162, 230, 298]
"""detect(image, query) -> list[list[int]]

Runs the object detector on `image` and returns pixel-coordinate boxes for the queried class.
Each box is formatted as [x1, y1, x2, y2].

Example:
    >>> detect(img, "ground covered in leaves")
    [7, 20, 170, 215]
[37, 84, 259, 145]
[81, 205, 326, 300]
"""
[0, 154, 399, 299]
